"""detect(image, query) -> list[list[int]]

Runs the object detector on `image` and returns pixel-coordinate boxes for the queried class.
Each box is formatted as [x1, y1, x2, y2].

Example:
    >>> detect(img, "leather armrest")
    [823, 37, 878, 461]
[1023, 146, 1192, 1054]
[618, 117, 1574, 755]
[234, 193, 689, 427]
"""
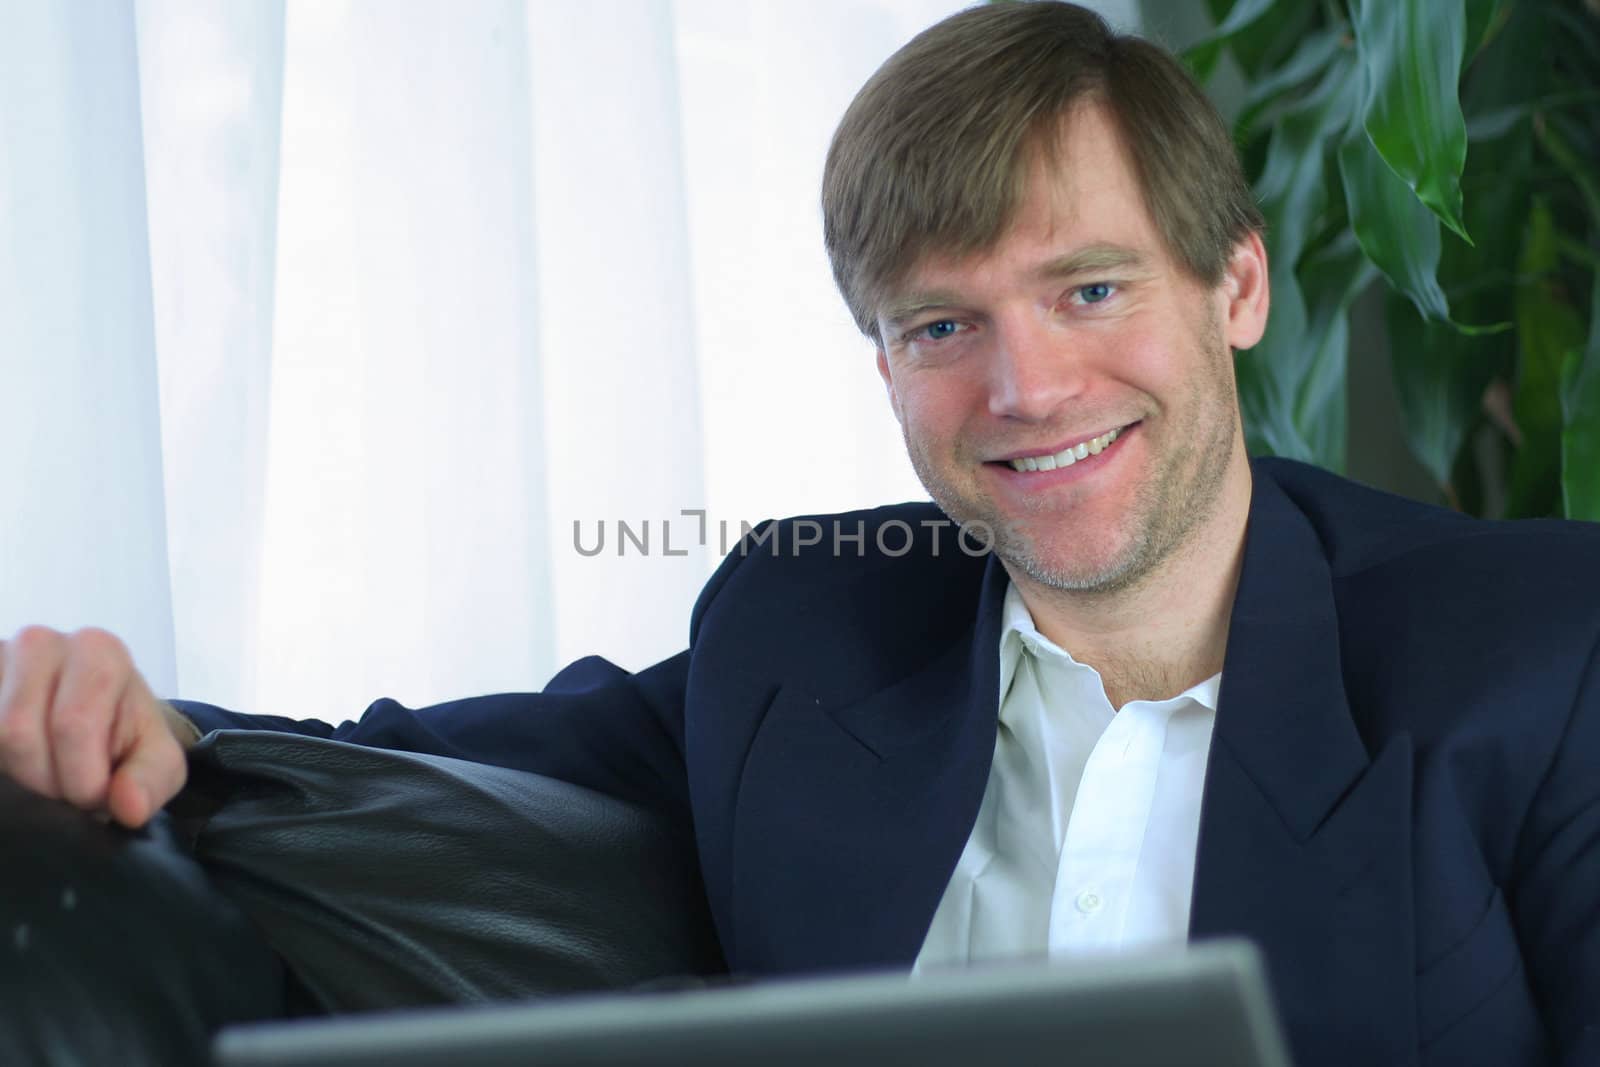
[0, 776, 287, 1067]
[176, 730, 726, 1015]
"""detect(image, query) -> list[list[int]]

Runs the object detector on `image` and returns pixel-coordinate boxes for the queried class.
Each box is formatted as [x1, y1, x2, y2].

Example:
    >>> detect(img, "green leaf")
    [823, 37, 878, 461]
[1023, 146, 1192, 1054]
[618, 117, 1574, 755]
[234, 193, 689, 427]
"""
[1561, 272, 1600, 521]
[1464, 105, 1528, 143]
[1385, 292, 1498, 489]
[1239, 49, 1367, 468]
[1460, 0, 1546, 131]
[1557, 234, 1600, 274]
[1256, 50, 1364, 270]
[1464, 0, 1509, 59]
[1184, 0, 1278, 82]
[1351, 0, 1472, 241]
[1235, 27, 1344, 139]
[1294, 233, 1380, 467]
[1461, 90, 1600, 143]
[1390, 115, 1530, 500]
[1338, 133, 1450, 322]
[1222, 0, 1319, 80]
[1237, 232, 1375, 471]
[1508, 200, 1588, 517]
[1537, 115, 1600, 227]
[1239, 263, 1312, 461]
[1550, 4, 1600, 77]
[1442, 117, 1535, 330]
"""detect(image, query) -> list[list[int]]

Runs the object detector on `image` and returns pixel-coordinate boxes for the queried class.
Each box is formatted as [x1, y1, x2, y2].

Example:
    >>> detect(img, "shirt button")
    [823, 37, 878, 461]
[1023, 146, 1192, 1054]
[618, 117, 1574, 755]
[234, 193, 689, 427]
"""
[1075, 890, 1103, 915]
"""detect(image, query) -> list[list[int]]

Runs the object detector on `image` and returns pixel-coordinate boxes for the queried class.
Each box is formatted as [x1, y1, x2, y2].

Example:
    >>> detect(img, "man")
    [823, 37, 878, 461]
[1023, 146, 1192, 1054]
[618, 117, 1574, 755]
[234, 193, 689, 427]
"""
[1, 4, 1596, 1065]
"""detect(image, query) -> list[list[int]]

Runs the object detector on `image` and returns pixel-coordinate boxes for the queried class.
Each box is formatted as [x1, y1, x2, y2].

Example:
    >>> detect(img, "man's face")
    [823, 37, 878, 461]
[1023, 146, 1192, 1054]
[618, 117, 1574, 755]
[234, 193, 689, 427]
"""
[873, 102, 1267, 596]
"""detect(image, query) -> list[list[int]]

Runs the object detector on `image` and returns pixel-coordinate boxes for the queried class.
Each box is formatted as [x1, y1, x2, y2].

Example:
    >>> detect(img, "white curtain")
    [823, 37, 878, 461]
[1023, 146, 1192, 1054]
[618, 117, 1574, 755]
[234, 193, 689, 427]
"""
[0, 4, 178, 694]
[1, 0, 1137, 720]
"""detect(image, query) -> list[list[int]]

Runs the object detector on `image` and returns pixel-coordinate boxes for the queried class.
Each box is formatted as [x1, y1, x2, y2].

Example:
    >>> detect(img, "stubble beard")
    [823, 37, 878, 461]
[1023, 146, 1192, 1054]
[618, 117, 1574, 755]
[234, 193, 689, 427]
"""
[904, 313, 1239, 598]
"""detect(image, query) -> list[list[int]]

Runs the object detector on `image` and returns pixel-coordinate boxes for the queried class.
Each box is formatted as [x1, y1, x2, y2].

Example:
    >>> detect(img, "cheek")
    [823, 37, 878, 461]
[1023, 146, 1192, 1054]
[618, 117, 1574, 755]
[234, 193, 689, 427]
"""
[1089, 333, 1163, 393]
[891, 373, 970, 435]
[1097, 323, 1204, 396]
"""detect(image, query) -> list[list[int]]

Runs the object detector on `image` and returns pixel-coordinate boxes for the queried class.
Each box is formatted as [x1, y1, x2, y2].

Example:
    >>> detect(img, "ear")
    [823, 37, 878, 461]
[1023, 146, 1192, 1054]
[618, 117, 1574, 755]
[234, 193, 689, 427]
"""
[1218, 231, 1270, 351]
[875, 347, 904, 424]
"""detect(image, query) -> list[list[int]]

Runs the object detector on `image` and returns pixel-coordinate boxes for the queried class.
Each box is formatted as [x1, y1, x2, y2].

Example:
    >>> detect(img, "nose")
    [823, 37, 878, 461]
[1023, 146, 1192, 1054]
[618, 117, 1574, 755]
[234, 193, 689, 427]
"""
[985, 314, 1087, 421]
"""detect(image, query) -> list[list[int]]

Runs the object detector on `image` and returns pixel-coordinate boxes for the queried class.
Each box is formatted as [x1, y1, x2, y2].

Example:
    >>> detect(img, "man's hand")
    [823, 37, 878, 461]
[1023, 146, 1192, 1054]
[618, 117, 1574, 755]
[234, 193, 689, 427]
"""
[0, 626, 190, 828]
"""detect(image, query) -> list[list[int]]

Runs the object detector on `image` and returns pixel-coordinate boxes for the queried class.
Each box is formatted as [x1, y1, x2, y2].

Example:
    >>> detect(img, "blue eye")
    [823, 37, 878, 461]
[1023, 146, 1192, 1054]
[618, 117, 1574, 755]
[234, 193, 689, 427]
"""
[921, 320, 960, 340]
[1079, 283, 1113, 304]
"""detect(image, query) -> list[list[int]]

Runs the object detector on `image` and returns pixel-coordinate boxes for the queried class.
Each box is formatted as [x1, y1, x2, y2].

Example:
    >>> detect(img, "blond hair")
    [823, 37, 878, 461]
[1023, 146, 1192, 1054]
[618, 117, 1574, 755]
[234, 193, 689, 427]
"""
[822, 1, 1263, 340]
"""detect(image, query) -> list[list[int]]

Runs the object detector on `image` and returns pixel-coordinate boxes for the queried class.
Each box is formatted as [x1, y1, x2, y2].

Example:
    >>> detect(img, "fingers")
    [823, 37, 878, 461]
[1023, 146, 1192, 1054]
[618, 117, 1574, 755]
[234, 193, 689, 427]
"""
[48, 627, 128, 809]
[106, 770, 153, 828]
[104, 672, 186, 828]
[0, 626, 179, 828]
[0, 626, 68, 799]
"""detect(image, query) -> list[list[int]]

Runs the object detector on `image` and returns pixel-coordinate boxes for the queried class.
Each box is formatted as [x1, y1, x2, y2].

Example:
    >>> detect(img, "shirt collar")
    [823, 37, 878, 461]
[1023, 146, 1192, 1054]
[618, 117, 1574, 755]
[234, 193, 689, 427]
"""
[995, 581, 1034, 710]
[995, 580, 1222, 714]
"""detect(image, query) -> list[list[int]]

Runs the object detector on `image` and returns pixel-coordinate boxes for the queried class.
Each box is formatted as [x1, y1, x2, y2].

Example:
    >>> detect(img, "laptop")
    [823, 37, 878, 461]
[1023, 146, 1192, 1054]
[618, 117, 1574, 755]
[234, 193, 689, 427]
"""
[214, 938, 1294, 1067]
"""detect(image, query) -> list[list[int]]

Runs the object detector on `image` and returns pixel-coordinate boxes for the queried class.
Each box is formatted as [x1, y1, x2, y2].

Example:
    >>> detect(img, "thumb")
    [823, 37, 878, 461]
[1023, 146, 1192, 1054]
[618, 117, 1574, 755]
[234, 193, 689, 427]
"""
[106, 767, 155, 828]
[105, 689, 187, 829]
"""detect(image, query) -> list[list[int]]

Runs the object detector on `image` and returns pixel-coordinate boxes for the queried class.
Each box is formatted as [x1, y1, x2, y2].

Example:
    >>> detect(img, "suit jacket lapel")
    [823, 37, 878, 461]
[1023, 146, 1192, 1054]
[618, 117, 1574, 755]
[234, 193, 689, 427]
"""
[1190, 468, 1418, 1065]
[727, 556, 1010, 974]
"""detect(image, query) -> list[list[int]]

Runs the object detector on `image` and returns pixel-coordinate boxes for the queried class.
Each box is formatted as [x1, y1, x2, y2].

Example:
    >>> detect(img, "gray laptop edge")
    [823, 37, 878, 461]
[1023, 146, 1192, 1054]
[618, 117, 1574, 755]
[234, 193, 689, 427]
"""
[214, 938, 1294, 1067]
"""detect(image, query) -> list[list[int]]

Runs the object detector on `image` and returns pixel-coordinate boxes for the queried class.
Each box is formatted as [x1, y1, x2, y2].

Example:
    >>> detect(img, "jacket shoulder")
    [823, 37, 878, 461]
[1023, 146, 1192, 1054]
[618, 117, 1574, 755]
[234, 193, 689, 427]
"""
[687, 502, 992, 699]
[1256, 457, 1600, 595]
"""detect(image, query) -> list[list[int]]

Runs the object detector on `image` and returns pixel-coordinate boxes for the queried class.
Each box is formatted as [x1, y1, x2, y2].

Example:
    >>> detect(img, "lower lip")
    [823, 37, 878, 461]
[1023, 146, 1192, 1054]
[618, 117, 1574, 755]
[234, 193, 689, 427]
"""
[988, 424, 1136, 489]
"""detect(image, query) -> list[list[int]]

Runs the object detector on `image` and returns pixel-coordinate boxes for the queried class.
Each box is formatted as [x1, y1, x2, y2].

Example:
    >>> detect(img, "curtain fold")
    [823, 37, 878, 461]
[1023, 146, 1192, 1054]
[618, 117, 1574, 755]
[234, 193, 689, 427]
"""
[0, 4, 177, 694]
[135, 0, 285, 710]
[255, 0, 554, 718]
[527, 0, 709, 672]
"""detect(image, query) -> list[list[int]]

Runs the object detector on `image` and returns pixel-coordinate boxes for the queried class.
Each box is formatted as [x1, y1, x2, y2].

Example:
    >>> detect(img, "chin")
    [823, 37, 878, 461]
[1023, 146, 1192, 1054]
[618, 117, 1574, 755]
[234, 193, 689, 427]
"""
[1014, 552, 1141, 595]
[996, 527, 1147, 595]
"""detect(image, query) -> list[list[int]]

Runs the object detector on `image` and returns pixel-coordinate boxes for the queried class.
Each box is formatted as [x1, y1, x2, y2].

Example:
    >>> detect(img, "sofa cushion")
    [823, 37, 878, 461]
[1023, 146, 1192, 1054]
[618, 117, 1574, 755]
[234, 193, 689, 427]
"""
[170, 729, 726, 1015]
[0, 775, 287, 1067]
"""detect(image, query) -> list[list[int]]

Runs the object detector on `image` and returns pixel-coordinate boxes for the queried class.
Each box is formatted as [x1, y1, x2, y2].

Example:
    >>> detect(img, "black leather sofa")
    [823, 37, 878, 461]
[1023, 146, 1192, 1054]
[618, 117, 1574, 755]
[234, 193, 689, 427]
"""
[2, 730, 725, 1066]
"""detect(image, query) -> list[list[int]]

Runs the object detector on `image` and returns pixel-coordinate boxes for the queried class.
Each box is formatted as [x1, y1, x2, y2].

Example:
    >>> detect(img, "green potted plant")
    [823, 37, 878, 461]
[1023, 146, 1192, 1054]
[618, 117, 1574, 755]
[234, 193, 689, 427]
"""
[1184, 0, 1599, 519]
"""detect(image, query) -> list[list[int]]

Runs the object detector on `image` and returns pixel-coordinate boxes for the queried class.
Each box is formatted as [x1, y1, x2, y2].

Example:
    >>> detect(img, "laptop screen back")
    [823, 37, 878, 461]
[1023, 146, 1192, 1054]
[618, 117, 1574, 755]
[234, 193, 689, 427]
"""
[215, 939, 1293, 1067]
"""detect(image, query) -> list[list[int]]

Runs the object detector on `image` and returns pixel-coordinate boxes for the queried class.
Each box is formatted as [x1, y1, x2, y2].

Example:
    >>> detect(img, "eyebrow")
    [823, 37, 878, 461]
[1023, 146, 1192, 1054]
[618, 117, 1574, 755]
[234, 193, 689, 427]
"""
[880, 243, 1150, 330]
[1031, 243, 1149, 282]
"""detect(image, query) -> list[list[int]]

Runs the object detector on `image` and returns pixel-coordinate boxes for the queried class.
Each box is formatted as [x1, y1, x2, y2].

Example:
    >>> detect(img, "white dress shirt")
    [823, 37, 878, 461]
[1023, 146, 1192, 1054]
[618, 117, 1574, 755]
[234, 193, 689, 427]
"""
[913, 582, 1219, 971]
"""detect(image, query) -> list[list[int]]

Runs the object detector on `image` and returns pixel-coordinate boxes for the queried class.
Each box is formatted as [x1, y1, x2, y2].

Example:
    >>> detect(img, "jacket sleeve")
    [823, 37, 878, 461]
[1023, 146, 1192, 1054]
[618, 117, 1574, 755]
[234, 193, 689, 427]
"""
[173, 651, 690, 818]
[1513, 634, 1600, 1065]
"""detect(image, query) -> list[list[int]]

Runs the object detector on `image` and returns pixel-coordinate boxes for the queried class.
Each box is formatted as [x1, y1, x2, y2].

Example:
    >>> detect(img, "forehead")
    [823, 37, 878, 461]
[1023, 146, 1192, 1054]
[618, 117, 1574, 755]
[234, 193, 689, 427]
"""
[1021, 103, 1152, 240]
[894, 102, 1165, 294]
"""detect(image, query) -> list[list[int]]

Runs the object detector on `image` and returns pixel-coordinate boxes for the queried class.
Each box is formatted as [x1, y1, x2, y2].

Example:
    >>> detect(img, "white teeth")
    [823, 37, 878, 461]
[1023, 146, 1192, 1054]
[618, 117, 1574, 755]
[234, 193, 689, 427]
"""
[1008, 426, 1122, 473]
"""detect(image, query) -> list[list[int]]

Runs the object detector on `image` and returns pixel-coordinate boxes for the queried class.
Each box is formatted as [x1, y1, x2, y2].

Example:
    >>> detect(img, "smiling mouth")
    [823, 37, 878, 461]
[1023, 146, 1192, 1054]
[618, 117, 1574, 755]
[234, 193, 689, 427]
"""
[998, 424, 1133, 473]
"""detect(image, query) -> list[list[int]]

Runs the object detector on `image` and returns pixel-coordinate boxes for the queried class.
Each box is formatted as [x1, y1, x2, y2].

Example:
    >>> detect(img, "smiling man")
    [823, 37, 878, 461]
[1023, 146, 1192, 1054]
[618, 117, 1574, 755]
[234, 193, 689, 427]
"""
[864, 102, 1263, 711]
[1, 4, 1597, 1066]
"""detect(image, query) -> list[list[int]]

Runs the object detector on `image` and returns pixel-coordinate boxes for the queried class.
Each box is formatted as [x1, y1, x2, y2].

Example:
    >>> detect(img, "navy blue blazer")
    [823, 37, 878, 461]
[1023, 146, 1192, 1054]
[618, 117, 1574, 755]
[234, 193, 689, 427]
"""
[179, 458, 1600, 1067]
